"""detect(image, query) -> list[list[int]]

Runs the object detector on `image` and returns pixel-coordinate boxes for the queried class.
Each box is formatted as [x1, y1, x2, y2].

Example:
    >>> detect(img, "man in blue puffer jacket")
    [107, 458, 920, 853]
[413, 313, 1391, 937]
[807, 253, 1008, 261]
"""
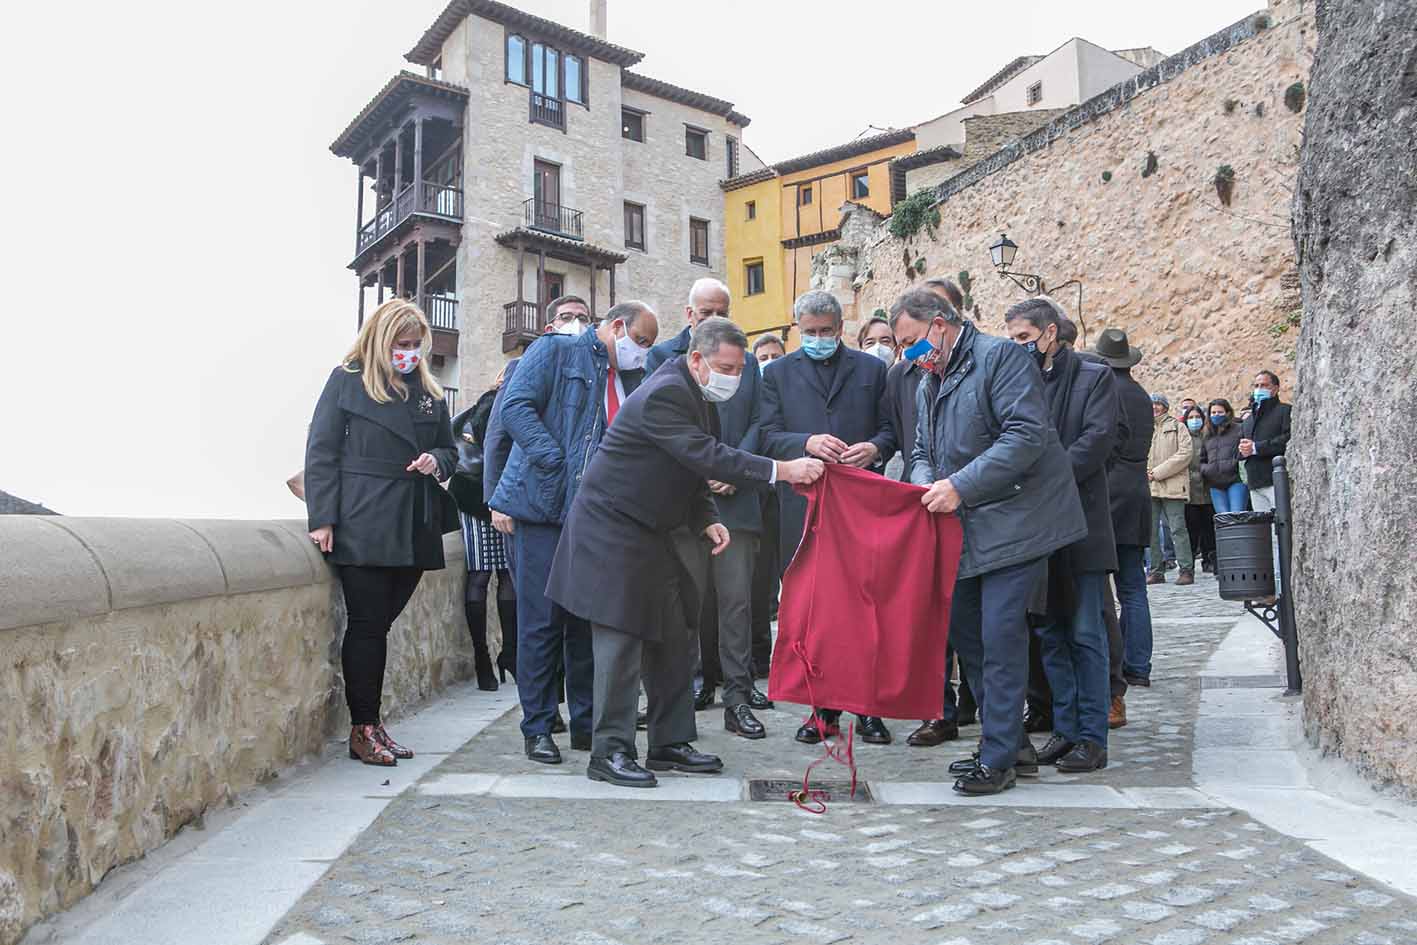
[491, 300, 660, 764]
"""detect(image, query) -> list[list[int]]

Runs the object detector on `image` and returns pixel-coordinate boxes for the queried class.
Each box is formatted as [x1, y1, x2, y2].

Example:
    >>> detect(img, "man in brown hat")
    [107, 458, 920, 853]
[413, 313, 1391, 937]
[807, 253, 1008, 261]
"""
[1090, 328, 1157, 720]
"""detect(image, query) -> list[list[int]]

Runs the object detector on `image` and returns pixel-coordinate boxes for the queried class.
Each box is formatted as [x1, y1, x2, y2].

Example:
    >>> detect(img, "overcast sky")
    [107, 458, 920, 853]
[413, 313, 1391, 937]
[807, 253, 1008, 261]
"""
[1, 0, 1258, 519]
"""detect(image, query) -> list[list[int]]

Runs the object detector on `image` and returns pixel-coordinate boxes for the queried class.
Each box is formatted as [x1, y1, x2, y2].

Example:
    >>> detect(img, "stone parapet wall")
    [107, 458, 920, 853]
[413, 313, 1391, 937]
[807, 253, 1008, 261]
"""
[0, 517, 479, 944]
[841, 6, 1314, 404]
[959, 108, 1069, 165]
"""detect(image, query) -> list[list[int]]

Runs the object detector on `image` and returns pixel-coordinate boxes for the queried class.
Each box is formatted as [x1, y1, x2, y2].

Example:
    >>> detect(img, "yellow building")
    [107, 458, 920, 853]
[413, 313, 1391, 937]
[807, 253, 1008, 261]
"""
[723, 129, 916, 340]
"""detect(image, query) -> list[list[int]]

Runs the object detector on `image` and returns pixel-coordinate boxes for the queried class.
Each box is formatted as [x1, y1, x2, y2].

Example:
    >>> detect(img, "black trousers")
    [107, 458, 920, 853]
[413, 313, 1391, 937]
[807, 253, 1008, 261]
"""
[750, 492, 781, 675]
[1184, 503, 1216, 563]
[339, 565, 423, 725]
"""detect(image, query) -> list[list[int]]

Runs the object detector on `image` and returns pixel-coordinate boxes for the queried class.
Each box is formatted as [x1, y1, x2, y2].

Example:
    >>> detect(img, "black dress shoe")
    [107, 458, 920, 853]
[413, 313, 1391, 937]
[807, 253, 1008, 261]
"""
[748, 686, 774, 710]
[646, 743, 723, 773]
[1023, 705, 1053, 733]
[794, 714, 840, 745]
[857, 716, 892, 744]
[693, 687, 716, 711]
[725, 704, 766, 739]
[635, 711, 649, 731]
[551, 713, 568, 734]
[1015, 739, 1040, 777]
[524, 734, 562, 765]
[1123, 673, 1151, 688]
[587, 752, 657, 788]
[907, 719, 959, 747]
[1036, 733, 1076, 765]
[570, 731, 592, 751]
[948, 746, 981, 775]
[954, 764, 1016, 795]
[1056, 741, 1108, 772]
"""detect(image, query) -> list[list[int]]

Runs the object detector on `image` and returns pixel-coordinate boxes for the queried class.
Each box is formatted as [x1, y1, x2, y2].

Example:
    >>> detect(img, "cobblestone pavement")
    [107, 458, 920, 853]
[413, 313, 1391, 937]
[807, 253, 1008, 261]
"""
[263, 574, 1417, 945]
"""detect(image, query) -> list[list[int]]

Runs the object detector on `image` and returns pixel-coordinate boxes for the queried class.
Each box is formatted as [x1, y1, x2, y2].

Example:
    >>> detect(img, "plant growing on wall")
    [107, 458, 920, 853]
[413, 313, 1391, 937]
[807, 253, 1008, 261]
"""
[1284, 82, 1306, 112]
[889, 190, 942, 241]
[914, 257, 927, 274]
[1215, 164, 1236, 206]
[1223, 98, 1239, 114]
[1102, 170, 1113, 183]
[1141, 151, 1159, 178]
[958, 270, 980, 320]
[872, 308, 886, 319]
[1268, 308, 1302, 338]
[1254, 13, 1270, 29]
[1254, 101, 1266, 117]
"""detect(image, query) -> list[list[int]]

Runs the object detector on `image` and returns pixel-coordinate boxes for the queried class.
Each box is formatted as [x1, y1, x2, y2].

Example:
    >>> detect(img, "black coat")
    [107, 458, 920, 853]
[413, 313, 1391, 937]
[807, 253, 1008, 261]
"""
[760, 346, 893, 572]
[646, 325, 765, 532]
[305, 366, 459, 569]
[448, 389, 497, 519]
[883, 358, 926, 482]
[1239, 397, 1292, 488]
[1200, 420, 1243, 489]
[1108, 368, 1155, 548]
[1043, 348, 1119, 573]
[546, 357, 776, 641]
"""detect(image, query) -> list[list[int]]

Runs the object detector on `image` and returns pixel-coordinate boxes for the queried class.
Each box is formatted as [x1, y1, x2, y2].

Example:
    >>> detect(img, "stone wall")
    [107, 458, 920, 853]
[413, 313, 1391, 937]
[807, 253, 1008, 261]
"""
[0, 517, 482, 945]
[959, 108, 1069, 164]
[1290, 0, 1417, 793]
[837, 4, 1314, 405]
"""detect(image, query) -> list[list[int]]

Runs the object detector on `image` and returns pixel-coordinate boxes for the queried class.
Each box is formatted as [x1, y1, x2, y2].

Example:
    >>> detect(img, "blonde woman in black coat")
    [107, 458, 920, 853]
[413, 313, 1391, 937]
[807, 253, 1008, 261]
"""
[305, 299, 459, 766]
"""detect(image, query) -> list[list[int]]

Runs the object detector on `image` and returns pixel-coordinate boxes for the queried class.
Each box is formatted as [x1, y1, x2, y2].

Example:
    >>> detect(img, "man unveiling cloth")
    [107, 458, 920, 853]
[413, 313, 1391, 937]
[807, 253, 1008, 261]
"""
[769, 464, 963, 721]
[546, 315, 825, 789]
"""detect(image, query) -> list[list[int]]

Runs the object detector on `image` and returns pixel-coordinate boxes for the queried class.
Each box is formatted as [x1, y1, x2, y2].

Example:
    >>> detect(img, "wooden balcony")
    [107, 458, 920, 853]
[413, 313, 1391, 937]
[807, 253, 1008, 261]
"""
[355, 182, 463, 259]
[502, 300, 542, 353]
[424, 295, 458, 332]
[523, 198, 583, 240]
[530, 92, 564, 130]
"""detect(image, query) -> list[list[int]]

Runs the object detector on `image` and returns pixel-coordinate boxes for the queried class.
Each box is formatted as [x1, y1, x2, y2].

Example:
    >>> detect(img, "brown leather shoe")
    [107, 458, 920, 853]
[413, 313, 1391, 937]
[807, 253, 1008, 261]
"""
[349, 725, 396, 766]
[1175, 570, 1195, 586]
[907, 719, 960, 747]
[1146, 571, 1166, 586]
[1109, 696, 1127, 729]
[373, 723, 414, 759]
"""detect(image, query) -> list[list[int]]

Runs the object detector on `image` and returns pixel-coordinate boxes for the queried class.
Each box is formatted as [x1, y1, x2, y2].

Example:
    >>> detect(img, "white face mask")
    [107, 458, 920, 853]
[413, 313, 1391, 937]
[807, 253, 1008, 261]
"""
[865, 342, 894, 365]
[614, 330, 648, 371]
[701, 369, 741, 403]
[556, 319, 588, 337]
[391, 346, 422, 375]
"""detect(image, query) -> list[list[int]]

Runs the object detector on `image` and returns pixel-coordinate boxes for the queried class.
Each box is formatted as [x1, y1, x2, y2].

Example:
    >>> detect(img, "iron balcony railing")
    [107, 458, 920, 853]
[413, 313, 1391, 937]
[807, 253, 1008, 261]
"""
[523, 197, 583, 240]
[443, 387, 459, 414]
[356, 182, 464, 255]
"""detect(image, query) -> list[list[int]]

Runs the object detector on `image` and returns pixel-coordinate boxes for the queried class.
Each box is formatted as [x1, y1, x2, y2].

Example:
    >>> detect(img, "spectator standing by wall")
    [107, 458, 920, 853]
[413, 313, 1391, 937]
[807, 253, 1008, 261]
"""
[1147, 393, 1195, 586]
[1181, 404, 1216, 573]
[1201, 398, 1248, 512]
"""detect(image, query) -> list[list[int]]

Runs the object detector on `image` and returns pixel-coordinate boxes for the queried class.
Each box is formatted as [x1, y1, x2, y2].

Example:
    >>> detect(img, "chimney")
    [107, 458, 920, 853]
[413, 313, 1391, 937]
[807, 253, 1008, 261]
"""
[589, 0, 607, 39]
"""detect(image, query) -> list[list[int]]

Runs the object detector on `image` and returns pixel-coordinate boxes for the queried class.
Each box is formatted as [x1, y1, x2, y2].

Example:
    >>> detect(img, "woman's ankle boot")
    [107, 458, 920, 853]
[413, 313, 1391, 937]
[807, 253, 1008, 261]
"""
[465, 600, 498, 691]
[496, 597, 518, 682]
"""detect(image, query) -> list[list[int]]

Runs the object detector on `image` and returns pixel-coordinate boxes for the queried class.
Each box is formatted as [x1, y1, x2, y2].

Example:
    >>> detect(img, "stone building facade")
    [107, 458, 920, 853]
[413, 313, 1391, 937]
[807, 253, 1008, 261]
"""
[827, 2, 1314, 407]
[334, 0, 753, 401]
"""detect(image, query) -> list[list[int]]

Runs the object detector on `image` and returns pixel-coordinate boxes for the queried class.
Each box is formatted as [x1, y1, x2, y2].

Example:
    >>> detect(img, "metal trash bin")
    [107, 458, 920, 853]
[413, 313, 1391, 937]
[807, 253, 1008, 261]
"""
[1213, 510, 1275, 601]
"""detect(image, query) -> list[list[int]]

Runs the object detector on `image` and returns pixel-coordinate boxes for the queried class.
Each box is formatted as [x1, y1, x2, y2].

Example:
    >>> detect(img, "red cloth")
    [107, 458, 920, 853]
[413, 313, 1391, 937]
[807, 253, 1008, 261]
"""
[769, 464, 964, 720]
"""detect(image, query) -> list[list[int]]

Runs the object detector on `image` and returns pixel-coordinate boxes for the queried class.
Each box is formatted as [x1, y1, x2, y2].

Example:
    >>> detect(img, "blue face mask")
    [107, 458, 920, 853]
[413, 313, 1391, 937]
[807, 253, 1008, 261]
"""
[903, 335, 936, 362]
[1210, 414, 1228, 428]
[801, 335, 839, 361]
[1253, 387, 1272, 403]
[1187, 417, 1204, 432]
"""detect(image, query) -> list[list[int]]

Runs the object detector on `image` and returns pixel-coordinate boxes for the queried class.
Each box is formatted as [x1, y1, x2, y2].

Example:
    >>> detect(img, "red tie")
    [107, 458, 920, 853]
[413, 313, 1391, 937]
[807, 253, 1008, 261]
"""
[606, 367, 620, 425]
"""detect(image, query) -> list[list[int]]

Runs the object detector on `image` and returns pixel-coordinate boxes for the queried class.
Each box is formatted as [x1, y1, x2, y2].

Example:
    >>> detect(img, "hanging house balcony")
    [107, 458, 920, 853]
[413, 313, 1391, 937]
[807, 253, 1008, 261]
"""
[523, 197, 583, 239]
[356, 183, 464, 260]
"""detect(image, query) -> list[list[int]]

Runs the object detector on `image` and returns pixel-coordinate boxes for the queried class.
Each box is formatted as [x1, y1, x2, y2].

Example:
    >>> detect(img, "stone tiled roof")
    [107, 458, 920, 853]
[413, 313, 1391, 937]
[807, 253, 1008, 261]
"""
[770, 128, 915, 175]
[0, 490, 57, 515]
[960, 54, 1043, 104]
[493, 227, 628, 265]
[719, 166, 775, 192]
[620, 71, 750, 127]
[406, 0, 644, 67]
[892, 144, 964, 171]
[330, 71, 469, 159]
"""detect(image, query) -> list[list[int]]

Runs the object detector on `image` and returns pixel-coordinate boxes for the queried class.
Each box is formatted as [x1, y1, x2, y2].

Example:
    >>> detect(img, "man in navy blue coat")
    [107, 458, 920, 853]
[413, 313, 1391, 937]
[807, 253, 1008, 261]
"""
[645, 278, 774, 738]
[760, 289, 896, 745]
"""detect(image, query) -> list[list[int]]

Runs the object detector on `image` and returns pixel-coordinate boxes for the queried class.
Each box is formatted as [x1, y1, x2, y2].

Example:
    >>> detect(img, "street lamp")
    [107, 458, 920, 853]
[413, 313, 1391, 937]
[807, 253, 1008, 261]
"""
[987, 233, 1087, 345]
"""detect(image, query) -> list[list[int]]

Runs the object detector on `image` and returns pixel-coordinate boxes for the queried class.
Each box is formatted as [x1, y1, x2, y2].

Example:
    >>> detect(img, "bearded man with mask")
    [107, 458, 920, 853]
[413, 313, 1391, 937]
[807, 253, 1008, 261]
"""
[547, 317, 825, 787]
[760, 289, 896, 746]
[895, 288, 1086, 795]
[490, 300, 659, 766]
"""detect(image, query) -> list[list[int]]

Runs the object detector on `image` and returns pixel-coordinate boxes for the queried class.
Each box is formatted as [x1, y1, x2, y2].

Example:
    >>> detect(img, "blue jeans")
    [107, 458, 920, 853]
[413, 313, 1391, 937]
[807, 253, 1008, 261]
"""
[948, 556, 1046, 770]
[1036, 571, 1110, 747]
[1115, 546, 1154, 680]
[1210, 482, 1249, 513]
[512, 522, 593, 739]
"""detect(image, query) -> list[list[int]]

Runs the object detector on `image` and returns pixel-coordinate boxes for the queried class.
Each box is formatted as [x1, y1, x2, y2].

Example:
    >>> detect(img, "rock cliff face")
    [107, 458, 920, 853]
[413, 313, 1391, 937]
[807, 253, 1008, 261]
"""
[1291, 0, 1417, 792]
